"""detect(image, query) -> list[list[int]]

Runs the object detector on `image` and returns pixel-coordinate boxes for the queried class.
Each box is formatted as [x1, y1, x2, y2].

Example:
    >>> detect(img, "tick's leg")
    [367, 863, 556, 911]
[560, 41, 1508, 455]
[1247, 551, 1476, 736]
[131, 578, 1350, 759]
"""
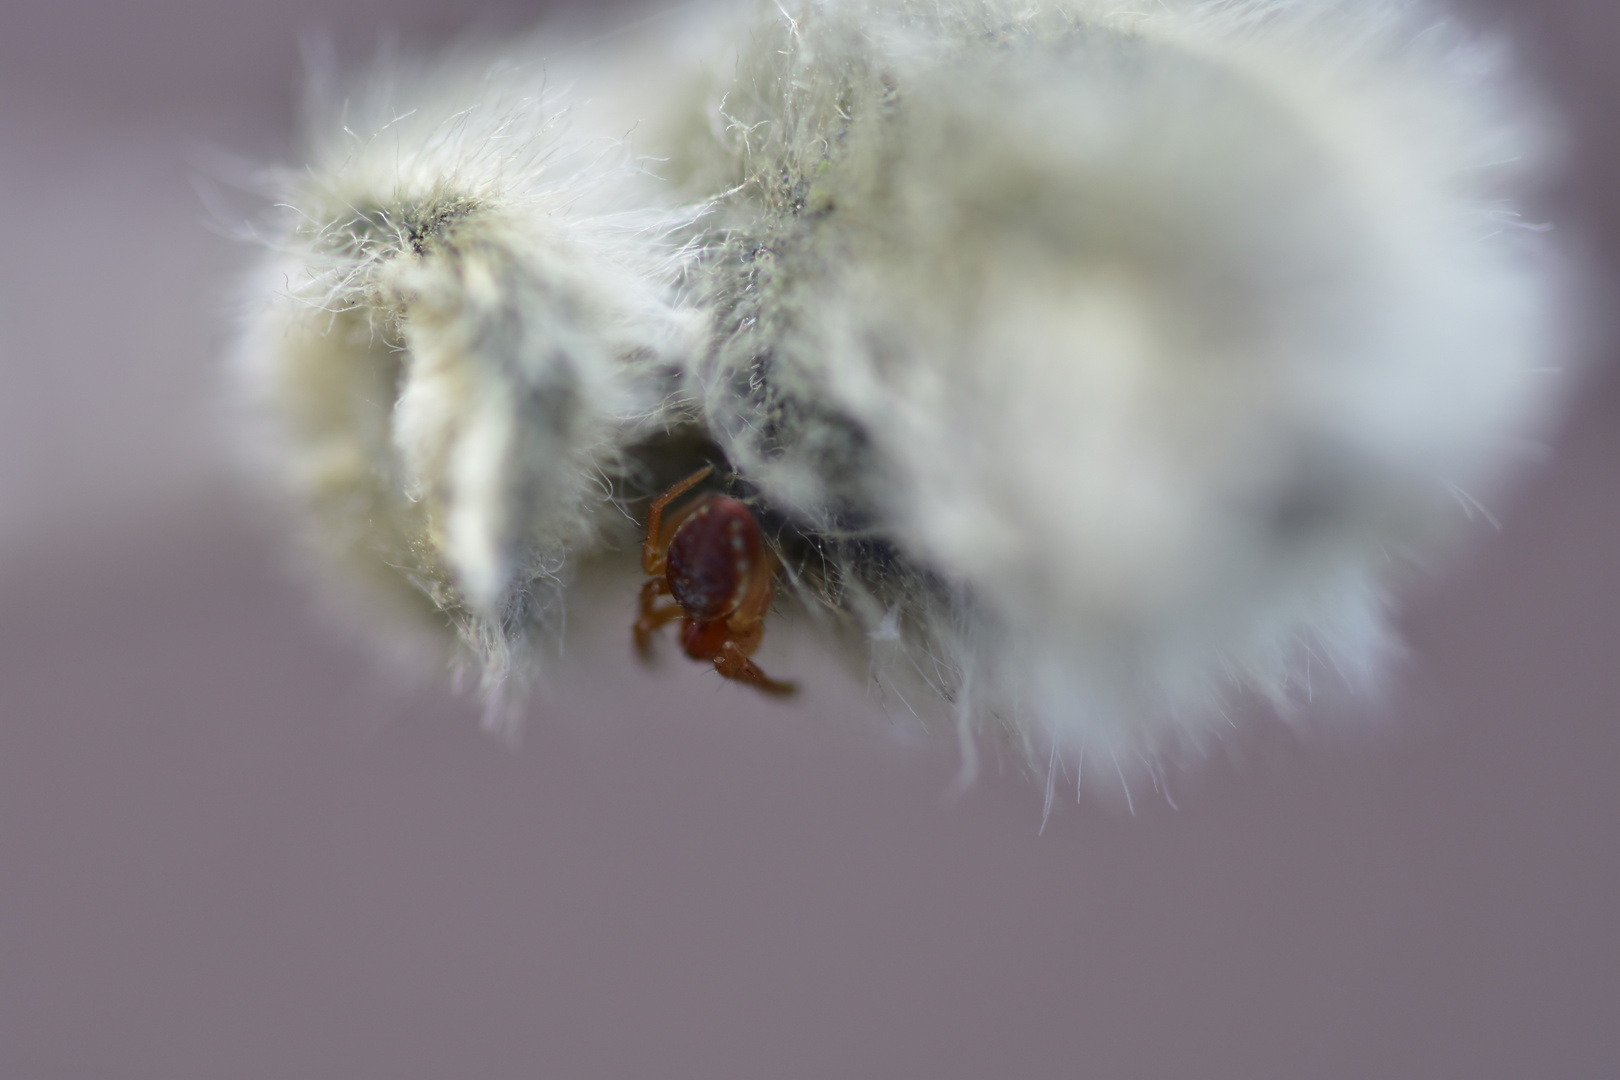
[713, 641, 798, 697]
[633, 577, 684, 660]
[643, 465, 714, 575]
[712, 618, 796, 696]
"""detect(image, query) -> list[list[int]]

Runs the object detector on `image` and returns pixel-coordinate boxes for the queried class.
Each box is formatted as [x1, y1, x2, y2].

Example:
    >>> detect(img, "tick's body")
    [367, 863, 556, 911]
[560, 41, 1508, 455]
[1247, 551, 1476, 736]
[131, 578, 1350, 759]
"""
[634, 467, 795, 695]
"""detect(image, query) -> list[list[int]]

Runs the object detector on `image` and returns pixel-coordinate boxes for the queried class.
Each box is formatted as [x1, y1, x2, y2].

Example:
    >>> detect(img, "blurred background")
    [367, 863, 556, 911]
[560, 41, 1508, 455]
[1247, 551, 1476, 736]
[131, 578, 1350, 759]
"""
[0, 0, 1616, 1076]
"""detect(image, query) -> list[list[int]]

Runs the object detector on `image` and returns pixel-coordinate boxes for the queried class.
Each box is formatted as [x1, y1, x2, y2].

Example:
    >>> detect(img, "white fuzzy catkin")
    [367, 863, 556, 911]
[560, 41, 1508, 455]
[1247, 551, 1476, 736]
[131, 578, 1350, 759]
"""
[237, 0, 1567, 781]
[236, 34, 706, 703]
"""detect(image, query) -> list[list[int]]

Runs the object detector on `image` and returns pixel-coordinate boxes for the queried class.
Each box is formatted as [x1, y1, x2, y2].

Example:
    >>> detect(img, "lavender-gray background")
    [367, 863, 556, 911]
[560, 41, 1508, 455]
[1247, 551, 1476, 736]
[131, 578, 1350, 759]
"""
[1, 1, 1615, 1076]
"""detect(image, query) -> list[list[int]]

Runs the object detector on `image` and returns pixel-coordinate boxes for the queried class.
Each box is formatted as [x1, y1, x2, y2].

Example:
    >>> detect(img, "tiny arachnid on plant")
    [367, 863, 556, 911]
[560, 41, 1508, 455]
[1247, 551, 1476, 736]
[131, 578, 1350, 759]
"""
[633, 465, 797, 696]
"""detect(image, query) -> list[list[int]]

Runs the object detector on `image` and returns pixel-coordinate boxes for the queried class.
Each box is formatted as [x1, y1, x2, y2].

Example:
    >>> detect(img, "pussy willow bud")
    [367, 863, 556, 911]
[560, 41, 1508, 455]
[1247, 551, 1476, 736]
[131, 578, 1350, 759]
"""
[236, 0, 1571, 786]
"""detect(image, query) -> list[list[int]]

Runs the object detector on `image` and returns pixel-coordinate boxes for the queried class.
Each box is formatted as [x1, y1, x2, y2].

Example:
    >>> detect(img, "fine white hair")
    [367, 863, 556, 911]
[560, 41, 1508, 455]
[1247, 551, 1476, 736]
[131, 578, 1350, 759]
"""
[235, 33, 706, 713]
[235, 0, 1571, 782]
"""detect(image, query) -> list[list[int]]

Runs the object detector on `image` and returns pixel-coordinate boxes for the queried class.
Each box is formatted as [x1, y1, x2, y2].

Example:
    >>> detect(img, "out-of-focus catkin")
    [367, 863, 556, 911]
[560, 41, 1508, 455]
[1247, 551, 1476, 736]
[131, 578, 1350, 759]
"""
[236, 0, 1571, 781]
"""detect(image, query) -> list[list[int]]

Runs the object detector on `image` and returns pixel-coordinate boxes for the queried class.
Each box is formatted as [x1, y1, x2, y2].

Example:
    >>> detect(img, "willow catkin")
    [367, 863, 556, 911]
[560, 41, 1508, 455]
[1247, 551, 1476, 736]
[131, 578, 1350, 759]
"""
[235, 0, 1570, 783]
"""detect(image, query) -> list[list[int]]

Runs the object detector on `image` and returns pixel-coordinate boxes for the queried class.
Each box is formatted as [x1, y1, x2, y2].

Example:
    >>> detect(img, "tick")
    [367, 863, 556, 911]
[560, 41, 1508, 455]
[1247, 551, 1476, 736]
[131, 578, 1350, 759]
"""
[633, 465, 796, 696]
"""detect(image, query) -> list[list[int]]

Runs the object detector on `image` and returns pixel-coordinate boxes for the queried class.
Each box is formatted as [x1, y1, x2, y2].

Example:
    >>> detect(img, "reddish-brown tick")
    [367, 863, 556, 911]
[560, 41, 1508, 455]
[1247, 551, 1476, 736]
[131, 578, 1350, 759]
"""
[633, 466, 796, 695]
